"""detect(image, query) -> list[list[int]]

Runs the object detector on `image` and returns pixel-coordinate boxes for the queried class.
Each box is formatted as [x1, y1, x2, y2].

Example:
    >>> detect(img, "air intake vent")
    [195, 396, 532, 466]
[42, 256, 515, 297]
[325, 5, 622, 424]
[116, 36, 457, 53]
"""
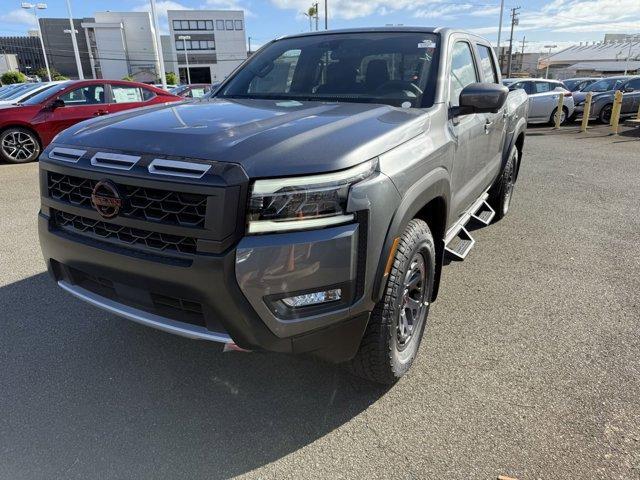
[48, 147, 86, 163]
[148, 159, 211, 179]
[90, 152, 140, 170]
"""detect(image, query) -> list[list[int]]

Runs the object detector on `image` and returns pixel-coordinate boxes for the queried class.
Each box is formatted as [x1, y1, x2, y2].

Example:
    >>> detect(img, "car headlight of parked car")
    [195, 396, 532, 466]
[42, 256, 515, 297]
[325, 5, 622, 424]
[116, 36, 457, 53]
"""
[247, 159, 376, 234]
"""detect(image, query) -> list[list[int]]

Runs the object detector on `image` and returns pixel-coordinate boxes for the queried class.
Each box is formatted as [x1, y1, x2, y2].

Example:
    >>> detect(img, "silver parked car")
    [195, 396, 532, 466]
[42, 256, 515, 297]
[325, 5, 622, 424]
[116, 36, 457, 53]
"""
[573, 76, 640, 123]
[503, 78, 575, 124]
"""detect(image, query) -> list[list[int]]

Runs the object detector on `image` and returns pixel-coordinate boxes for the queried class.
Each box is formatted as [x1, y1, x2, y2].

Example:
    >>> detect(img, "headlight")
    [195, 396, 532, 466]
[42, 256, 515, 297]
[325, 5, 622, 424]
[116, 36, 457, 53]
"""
[247, 159, 376, 234]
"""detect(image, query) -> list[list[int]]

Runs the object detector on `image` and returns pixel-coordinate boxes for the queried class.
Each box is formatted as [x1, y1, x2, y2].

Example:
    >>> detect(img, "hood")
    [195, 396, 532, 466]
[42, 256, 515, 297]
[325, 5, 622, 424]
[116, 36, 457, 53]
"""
[573, 90, 612, 103]
[54, 98, 427, 177]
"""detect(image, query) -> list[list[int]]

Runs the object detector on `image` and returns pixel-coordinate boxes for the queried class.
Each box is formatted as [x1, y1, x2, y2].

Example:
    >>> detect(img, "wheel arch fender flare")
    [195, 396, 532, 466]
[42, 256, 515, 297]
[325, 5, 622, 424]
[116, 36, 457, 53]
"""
[372, 167, 450, 304]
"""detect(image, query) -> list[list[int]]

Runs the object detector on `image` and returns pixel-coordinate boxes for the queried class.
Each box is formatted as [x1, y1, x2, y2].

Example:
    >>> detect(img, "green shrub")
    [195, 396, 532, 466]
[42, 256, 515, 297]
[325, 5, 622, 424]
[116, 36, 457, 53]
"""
[1, 70, 27, 85]
[165, 71, 178, 85]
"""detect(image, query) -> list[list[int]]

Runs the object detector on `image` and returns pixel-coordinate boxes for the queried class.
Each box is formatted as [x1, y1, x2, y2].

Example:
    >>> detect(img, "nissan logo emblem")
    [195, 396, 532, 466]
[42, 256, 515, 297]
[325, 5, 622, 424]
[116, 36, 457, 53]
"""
[91, 180, 122, 219]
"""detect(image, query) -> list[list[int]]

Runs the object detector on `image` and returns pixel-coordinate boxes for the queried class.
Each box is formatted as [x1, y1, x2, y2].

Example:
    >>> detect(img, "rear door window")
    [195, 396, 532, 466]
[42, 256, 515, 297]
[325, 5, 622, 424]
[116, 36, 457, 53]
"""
[111, 85, 144, 103]
[476, 44, 498, 84]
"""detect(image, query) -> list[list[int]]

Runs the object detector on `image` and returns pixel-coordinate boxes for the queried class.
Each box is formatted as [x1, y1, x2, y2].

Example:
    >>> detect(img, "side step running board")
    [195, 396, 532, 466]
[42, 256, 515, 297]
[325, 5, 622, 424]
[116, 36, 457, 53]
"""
[444, 193, 494, 261]
[445, 225, 475, 260]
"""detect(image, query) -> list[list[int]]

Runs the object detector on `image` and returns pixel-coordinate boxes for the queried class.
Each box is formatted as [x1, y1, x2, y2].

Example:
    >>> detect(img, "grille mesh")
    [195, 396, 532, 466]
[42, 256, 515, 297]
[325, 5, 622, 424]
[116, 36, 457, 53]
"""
[53, 210, 197, 255]
[48, 172, 207, 228]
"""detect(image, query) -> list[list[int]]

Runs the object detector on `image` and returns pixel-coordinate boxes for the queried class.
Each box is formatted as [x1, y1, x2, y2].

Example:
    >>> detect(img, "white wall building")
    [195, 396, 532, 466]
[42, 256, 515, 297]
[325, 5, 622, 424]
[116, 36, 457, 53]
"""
[167, 10, 247, 84]
[0, 54, 19, 75]
[82, 12, 161, 82]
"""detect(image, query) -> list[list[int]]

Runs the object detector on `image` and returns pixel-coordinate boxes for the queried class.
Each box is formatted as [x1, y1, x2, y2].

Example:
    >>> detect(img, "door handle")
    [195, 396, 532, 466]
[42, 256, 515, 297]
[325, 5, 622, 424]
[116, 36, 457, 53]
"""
[94, 110, 108, 116]
[484, 120, 493, 134]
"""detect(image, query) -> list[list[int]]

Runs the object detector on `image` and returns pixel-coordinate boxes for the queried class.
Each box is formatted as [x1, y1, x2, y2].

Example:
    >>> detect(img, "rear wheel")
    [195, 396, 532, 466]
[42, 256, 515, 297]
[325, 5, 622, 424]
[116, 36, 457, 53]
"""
[488, 146, 517, 221]
[549, 106, 568, 125]
[347, 219, 435, 384]
[0, 127, 41, 164]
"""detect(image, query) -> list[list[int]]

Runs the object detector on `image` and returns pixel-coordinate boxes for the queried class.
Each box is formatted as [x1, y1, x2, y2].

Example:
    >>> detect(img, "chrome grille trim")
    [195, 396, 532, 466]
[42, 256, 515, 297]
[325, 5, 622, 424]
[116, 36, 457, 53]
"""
[148, 159, 211, 179]
[90, 152, 141, 170]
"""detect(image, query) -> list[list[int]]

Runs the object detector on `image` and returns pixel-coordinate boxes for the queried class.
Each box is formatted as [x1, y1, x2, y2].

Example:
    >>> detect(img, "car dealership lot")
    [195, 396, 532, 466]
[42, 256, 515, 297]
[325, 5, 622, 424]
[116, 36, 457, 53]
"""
[0, 125, 638, 479]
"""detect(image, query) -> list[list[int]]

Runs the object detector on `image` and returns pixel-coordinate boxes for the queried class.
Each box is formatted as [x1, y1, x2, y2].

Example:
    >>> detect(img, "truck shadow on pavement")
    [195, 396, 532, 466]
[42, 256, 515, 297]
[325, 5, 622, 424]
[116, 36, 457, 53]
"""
[0, 273, 386, 479]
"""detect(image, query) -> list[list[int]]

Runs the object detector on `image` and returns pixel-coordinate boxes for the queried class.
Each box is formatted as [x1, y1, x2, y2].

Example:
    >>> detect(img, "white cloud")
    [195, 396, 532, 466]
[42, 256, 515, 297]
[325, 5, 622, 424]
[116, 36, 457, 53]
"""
[269, 0, 471, 21]
[469, 6, 501, 17]
[414, 3, 473, 19]
[0, 9, 38, 28]
[203, 0, 255, 17]
[134, 1, 190, 18]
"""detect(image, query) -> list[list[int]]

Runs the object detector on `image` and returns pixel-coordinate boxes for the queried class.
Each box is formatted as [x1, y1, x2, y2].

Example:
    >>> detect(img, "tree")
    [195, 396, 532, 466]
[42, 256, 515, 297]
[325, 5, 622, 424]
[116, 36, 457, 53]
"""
[1, 70, 27, 84]
[32, 67, 68, 81]
[122, 75, 134, 81]
[165, 71, 178, 85]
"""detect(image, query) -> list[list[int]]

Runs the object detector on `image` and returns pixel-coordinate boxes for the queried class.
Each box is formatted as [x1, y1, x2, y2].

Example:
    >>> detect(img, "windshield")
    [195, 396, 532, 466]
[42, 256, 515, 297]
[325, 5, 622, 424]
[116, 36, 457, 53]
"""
[584, 78, 626, 92]
[0, 84, 30, 99]
[169, 85, 187, 95]
[2, 83, 43, 100]
[21, 82, 72, 105]
[218, 32, 438, 108]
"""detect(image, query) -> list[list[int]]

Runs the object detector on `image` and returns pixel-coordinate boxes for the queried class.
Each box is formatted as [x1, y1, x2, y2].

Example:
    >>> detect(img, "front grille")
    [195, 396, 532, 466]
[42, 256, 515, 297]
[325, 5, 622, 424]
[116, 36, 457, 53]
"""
[48, 172, 208, 228]
[53, 210, 197, 255]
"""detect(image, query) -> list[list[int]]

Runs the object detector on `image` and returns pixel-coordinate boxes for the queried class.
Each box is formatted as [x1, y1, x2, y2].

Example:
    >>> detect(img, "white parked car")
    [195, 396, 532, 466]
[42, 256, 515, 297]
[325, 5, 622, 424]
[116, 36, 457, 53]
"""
[0, 81, 65, 106]
[503, 78, 575, 125]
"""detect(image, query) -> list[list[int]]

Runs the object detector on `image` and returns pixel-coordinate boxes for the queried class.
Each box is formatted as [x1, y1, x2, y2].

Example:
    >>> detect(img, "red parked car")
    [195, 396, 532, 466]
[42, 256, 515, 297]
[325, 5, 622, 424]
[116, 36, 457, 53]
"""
[0, 80, 181, 163]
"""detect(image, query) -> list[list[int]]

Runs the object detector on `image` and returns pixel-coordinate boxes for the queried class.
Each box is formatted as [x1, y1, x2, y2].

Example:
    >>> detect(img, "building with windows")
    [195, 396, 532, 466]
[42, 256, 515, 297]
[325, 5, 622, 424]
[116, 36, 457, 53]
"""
[81, 11, 161, 82]
[167, 10, 247, 84]
[0, 36, 45, 76]
[39, 18, 93, 79]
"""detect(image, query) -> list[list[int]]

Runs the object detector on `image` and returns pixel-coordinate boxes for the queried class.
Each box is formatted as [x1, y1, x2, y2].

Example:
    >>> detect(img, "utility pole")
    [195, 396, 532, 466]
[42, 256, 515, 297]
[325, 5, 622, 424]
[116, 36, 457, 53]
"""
[496, 0, 505, 72]
[324, 0, 328, 29]
[248, 36, 251, 55]
[65, 0, 83, 79]
[506, 6, 520, 78]
[544, 44, 557, 79]
[518, 36, 527, 73]
[314, 2, 319, 31]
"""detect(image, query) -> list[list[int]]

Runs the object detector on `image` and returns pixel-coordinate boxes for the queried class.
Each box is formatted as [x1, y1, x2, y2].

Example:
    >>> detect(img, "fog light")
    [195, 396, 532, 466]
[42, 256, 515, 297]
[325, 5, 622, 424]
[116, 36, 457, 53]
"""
[281, 289, 342, 308]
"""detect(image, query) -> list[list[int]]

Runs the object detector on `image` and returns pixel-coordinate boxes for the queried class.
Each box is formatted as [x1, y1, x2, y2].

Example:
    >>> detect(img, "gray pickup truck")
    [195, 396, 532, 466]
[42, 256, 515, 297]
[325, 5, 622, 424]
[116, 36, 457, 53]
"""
[38, 28, 528, 384]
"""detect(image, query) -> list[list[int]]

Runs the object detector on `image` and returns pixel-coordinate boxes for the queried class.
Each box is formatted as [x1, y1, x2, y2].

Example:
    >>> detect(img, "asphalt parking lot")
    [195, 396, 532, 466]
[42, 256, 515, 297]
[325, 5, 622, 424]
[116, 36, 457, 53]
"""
[1, 124, 638, 480]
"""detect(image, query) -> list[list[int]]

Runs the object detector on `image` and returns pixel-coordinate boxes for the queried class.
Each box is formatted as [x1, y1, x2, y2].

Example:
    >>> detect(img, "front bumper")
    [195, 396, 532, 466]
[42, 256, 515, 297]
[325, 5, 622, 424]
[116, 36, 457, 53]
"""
[37, 150, 395, 362]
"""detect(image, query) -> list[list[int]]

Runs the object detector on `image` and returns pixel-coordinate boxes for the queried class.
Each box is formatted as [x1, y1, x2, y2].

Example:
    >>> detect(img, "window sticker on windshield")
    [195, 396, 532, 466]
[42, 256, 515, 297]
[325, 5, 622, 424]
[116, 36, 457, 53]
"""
[418, 40, 436, 49]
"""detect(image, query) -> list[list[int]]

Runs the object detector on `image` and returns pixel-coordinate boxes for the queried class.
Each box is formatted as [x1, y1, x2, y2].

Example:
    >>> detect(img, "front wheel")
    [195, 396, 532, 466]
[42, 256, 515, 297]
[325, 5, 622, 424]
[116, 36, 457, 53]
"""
[488, 146, 517, 221]
[0, 127, 41, 164]
[598, 104, 613, 124]
[347, 219, 435, 384]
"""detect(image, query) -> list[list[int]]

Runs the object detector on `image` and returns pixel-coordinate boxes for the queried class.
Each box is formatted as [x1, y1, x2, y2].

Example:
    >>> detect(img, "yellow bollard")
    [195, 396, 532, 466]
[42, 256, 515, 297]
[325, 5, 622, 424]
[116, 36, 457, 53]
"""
[554, 92, 565, 129]
[580, 92, 593, 132]
[610, 90, 623, 135]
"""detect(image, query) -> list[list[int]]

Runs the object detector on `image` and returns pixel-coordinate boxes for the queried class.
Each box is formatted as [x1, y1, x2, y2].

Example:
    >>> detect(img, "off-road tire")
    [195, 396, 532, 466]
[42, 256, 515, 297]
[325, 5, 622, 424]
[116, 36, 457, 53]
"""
[0, 127, 41, 164]
[488, 145, 517, 221]
[347, 219, 435, 384]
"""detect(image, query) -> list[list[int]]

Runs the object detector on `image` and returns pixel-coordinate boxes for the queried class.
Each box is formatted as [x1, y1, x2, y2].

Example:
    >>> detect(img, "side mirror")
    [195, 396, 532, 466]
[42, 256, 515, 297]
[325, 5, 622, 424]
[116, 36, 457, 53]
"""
[48, 98, 65, 110]
[624, 86, 634, 93]
[453, 83, 509, 116]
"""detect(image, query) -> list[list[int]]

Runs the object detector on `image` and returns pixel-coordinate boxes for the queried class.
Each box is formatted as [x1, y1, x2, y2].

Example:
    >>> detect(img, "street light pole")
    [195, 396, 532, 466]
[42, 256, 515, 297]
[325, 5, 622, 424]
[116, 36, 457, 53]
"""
[64, 0, 84, 79]
[149, 0, 167, 89]
[21, 2, 51, 82]
[544, 44, 557, 79]
[178, 35, 191, 84]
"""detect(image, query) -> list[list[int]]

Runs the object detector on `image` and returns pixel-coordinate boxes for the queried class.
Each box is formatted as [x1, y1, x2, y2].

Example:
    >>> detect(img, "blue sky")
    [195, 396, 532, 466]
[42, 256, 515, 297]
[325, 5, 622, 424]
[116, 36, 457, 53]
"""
[1, 0, 639, 53]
